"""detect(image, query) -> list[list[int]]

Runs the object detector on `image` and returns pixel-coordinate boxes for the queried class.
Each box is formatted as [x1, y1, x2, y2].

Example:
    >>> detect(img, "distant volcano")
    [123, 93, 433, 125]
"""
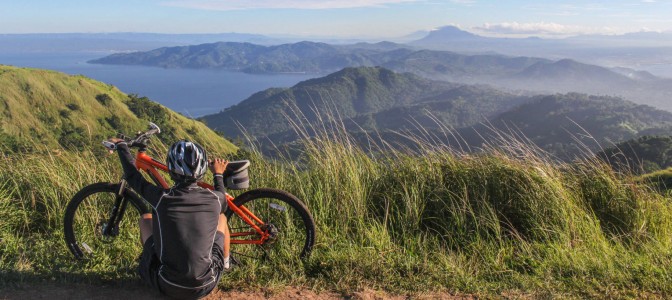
[415, 26, 484, 43]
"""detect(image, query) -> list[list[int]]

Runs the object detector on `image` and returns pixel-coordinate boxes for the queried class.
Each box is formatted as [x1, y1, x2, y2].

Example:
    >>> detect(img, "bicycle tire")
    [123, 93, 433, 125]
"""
[64, 182, 148, 260]
[224, 188, 316, 263]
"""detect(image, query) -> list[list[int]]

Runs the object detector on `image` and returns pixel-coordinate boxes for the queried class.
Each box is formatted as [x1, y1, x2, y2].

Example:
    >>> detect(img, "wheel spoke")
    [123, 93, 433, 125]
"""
[64, 183, 142, 261]
[225, 188, 315, 266]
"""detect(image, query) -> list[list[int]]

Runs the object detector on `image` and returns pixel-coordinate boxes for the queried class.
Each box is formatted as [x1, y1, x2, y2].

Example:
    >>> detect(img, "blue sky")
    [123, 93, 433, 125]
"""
[1, 0, 671, 38]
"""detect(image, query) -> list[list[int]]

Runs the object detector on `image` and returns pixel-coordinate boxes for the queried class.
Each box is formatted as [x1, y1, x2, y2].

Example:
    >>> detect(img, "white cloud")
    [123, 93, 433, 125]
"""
[448, 0, 476, 4]
[475, 22, 616, 36]
[163, 0, 423, 11]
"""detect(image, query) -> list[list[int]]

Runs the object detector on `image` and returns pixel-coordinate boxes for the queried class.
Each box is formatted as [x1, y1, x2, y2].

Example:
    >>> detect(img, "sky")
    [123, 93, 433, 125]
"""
[1, 0, 671, 38]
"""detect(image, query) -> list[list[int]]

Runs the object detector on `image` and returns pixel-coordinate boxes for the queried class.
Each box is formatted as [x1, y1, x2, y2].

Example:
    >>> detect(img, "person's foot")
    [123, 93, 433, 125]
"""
[223, 254, 239, 272]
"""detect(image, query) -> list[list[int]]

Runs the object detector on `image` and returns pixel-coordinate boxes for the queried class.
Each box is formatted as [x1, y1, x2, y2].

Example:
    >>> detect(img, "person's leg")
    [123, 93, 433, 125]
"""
[139, 213, 153, 244]
[217, 213, 230, 267]
[138, 214, 161, 294]
[217, 213, 230, 257]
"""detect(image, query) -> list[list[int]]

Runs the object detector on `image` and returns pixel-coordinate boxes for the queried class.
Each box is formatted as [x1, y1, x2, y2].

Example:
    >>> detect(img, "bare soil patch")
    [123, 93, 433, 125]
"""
[0, 283, 475, 300]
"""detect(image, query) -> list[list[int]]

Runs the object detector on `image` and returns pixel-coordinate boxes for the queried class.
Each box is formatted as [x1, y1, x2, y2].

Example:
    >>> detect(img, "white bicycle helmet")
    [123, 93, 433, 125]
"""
[167, 140, 208, 183]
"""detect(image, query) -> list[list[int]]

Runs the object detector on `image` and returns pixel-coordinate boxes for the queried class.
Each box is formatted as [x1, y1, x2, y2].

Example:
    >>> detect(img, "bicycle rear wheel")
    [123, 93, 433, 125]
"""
[224, 188, 315, 264]
[64, 182, 148, 261]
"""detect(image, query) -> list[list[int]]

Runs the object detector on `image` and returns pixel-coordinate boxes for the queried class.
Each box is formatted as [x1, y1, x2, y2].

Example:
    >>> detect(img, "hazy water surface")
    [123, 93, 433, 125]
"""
[0, 52, 316, 116]
[640, 64, 672, 79]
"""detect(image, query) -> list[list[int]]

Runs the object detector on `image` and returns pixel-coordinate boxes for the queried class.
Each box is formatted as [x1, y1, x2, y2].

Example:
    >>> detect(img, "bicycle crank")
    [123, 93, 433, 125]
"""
[260, 223, 279, 245]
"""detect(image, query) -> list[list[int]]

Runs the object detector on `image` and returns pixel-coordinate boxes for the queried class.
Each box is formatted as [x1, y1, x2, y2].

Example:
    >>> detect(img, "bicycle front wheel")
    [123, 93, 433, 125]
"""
[225, 188, 315, 264]
[64, 182, 148, 261]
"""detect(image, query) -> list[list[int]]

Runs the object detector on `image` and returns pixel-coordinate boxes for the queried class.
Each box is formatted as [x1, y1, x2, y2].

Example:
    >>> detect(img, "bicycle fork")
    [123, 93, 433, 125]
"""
[102, 179, 129, 239]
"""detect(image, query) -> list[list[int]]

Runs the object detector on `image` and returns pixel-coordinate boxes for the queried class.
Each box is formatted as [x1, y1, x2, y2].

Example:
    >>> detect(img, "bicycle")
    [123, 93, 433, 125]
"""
[63, 122, 315, 265]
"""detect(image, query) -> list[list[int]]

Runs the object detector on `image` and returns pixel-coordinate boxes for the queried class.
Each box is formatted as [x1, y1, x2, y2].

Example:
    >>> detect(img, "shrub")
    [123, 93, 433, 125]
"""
[66, 103, 80, 111]
[95, 93, 112, 105]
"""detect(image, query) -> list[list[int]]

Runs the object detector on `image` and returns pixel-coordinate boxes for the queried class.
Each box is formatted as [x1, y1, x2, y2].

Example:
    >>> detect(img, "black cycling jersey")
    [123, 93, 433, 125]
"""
[116, 143, 227, 288]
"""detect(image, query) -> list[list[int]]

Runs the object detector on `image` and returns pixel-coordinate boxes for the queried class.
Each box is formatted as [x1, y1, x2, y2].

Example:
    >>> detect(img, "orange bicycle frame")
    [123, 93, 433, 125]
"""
[134, 151, 270, 245]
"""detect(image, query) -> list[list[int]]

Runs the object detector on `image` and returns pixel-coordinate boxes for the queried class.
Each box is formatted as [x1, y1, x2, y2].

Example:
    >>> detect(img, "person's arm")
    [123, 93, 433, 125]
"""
[110, 139, 164, 207]
[209, 158, 229, 211]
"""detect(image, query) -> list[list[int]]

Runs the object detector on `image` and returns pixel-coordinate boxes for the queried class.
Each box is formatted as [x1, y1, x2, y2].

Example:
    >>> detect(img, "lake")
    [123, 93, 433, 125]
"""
[0, 52, 316, 116]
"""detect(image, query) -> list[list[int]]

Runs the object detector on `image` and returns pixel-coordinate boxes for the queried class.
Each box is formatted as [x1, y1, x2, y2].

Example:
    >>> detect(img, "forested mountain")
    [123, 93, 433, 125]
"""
[597, 136, 672, 174]
[89, 40, 549, 78]
[0, 65, 236, 153]
[200, 67, 672, 159]
[379, 49, 548, 81]
[200, 67, 528, 143]
[467, 94, 672, 158]
[90, 41, 384, 74]
[90, 40, 672, 112]
[354, 94, 672, 159]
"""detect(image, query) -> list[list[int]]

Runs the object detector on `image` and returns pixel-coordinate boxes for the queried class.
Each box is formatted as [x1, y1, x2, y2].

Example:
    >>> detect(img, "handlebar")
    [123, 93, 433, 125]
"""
[102, 122, 161, 151]
[102, 141, 118, 151]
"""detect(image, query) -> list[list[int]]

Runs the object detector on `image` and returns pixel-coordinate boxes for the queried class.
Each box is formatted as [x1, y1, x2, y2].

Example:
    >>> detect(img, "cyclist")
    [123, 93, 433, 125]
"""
[108, 138, 232, 299]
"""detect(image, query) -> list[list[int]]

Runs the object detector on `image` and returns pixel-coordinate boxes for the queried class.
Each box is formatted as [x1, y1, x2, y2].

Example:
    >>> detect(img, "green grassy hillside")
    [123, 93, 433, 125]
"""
[639, 168, 672, 191]
[2, 125, 672, 298]
[2, 65, 672, 298]
[0, 65, 236, 154]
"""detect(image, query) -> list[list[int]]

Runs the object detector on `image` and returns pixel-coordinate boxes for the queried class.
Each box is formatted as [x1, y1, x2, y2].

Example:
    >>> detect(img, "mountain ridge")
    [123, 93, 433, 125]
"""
[88, 40, 672, 112]
[200, 67, 672, 158]
[201, 66, 462, 139]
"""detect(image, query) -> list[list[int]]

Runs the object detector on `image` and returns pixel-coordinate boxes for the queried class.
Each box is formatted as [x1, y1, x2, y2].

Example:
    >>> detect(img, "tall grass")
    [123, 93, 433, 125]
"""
[2, 124, 672, 298]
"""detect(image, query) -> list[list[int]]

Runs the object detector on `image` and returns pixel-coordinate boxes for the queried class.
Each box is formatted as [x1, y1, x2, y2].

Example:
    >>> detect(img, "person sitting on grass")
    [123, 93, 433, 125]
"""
[108, 138, 232, 299]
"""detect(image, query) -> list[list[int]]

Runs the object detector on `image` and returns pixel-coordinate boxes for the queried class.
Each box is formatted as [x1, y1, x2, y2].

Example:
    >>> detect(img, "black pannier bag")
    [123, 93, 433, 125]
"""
[223, 160, 250, 190]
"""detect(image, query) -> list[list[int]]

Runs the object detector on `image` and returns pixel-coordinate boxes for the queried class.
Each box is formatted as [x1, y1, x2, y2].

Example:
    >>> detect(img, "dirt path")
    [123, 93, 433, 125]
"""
[0, 283, 475, 300]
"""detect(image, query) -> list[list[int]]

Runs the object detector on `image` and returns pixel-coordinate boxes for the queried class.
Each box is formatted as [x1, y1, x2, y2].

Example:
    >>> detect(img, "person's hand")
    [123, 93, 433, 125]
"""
[107, 137, 125, 144]
[209, 158, 229, 175]
[106, 137, 125, 154]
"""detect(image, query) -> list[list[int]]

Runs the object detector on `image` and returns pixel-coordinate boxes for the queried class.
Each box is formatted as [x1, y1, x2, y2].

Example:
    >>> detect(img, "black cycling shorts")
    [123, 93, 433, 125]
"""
[138, 232, 225, 299]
